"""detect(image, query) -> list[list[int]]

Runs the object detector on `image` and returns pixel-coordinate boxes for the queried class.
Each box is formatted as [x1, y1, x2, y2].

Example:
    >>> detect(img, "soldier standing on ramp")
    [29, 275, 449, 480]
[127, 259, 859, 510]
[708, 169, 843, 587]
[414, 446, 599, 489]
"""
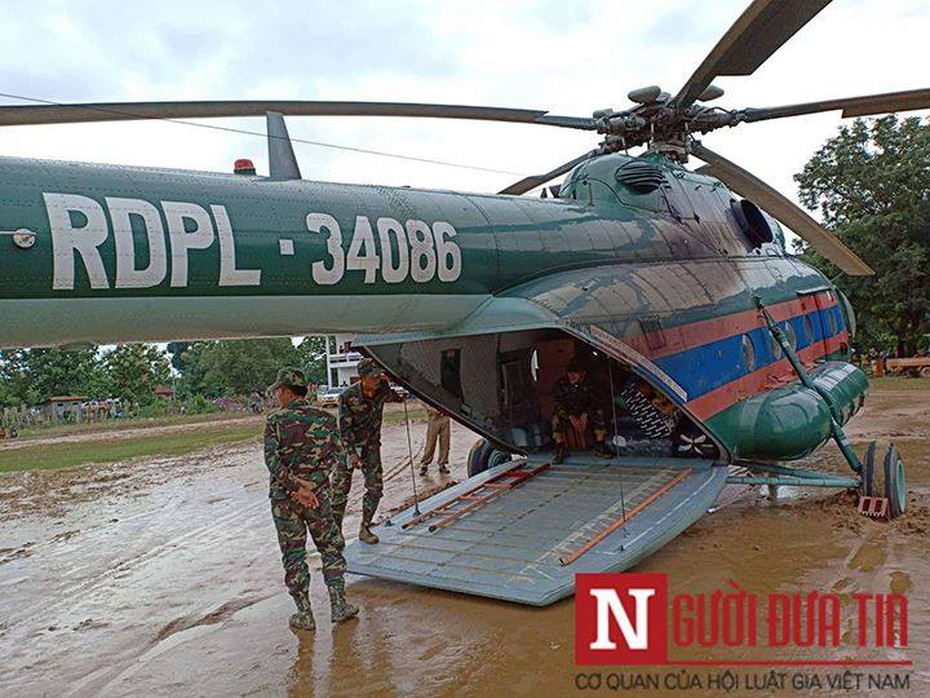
[264, 368, 359, 631]
[332, 358, 402, 544]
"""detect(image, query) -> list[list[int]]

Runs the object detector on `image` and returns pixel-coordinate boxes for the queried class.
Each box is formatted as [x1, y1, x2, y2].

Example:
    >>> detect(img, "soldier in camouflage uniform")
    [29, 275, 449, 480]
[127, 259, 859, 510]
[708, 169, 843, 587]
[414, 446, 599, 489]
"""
[264, 367, 359, 632]
[332, 358, 402, 544]
[551, 357, 611, 463]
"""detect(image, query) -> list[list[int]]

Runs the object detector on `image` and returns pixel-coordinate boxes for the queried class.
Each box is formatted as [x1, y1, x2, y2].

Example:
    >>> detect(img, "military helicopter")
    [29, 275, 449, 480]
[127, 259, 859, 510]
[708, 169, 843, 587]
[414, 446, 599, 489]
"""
[1, 0, 926, 604]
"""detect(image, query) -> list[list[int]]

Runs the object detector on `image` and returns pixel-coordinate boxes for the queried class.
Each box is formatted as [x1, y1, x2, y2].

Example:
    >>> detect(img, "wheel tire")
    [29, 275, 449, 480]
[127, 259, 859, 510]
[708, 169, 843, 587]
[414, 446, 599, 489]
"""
[466, 438, 512, 477]
[861, 440, 879, 497]
[920, 366, 930, 379]
[883, 443, 907, 518]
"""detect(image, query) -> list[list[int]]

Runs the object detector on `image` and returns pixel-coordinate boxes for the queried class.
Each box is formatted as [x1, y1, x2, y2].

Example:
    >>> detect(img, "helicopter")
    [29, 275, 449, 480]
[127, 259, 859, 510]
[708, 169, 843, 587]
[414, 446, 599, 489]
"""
[1, 0, 927, 605]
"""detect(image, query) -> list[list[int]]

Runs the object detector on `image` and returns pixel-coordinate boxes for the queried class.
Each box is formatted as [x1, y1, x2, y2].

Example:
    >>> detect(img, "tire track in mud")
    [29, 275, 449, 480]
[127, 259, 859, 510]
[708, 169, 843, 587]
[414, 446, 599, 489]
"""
[4, 498, 266, 628]
[68, 593, 275, 697]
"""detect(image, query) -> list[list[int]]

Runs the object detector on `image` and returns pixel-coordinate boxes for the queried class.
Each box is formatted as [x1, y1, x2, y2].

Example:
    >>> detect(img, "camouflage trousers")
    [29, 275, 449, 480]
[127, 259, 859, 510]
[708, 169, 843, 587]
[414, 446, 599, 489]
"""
[331, 440, 382, 528]
[271, 490, 347, 604]
[551, 409, 607, 442]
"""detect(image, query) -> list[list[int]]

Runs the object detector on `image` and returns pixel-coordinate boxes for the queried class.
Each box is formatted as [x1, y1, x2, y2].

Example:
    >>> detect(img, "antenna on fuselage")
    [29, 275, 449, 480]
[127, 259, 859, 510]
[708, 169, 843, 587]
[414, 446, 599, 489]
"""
[266, 111, 302, 180]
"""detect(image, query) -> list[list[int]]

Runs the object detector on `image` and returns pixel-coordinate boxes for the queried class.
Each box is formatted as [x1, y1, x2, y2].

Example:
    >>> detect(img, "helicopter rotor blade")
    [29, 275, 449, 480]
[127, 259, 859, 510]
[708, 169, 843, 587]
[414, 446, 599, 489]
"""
[497, 150, 601, 195]
[741, 88, 930, 123]
[691, 142, 873, 276]
[670, 0, 832, 110]
[0, 99, 596, 130]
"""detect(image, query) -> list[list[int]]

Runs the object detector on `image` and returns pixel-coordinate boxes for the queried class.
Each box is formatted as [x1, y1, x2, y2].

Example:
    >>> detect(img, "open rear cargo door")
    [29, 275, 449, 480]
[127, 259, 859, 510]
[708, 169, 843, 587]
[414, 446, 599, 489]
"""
[345, 456, 727, 606]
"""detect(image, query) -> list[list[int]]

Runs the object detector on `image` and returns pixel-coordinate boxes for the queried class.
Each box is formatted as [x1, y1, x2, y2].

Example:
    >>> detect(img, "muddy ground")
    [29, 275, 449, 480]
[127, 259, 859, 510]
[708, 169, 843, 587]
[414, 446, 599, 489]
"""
[0, 382, 927, 696]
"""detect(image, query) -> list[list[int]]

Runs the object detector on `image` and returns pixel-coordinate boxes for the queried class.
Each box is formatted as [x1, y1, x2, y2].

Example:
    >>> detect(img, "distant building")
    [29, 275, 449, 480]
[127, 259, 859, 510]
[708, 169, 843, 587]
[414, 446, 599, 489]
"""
[325, 334, 362, 387]
[42, 396, 87, 422]
[153, 385, 174, 400]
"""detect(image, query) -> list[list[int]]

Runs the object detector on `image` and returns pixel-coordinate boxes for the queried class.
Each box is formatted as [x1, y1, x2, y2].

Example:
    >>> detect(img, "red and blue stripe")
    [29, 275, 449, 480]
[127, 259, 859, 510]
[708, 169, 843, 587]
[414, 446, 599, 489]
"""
[622, 291, 849, 420]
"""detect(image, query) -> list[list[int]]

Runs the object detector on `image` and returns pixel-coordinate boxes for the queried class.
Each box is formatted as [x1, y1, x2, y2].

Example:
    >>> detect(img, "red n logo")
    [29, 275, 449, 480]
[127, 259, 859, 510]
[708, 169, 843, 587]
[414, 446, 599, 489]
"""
[575, 573, 668, 665]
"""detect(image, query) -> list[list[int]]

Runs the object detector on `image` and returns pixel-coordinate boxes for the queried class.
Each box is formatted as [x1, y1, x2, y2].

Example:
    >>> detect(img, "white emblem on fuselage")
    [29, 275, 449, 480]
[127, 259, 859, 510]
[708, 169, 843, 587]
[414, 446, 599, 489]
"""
[42, 194, 464, 291]
[44, 193, 260, 291]
[305, 212, 462, 286]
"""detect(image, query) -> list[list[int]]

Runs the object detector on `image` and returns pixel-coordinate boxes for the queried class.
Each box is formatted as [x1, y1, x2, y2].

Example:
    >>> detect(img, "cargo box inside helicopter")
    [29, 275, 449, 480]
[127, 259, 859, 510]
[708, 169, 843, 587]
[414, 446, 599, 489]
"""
[344, 327, 730, 605]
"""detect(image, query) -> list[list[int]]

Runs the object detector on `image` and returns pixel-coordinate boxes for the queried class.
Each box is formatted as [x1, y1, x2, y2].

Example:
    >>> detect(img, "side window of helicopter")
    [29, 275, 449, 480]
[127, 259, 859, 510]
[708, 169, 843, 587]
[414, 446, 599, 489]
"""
[781, 322, 797, 352]
[740, 334, 756, 372]
[768, 332, 783, 361]
[826, 309, 838, 336]
[803, 315, 815, 346]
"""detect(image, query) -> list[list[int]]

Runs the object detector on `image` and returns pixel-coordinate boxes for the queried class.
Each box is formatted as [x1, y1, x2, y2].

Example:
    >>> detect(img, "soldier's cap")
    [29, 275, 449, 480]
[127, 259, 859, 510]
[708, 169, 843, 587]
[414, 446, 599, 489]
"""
[566, 357, 588, 373]
[357, 357, 386, 378]
[268, 367, 307, 392]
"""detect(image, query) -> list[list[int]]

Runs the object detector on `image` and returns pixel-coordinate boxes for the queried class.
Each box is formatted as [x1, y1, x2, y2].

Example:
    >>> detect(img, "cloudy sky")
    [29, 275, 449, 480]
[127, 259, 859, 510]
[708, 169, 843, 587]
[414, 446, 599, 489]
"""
[1, 0, 927, 214]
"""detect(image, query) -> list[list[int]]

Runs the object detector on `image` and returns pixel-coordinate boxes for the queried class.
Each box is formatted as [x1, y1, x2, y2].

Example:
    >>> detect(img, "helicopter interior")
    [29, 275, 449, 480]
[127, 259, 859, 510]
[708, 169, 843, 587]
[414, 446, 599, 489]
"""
[372, 328, 720, 462]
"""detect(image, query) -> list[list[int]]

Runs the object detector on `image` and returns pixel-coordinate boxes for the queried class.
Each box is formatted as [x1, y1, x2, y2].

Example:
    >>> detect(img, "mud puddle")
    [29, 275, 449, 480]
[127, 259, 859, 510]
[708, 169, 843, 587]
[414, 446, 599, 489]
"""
[0, 384, 927, 696]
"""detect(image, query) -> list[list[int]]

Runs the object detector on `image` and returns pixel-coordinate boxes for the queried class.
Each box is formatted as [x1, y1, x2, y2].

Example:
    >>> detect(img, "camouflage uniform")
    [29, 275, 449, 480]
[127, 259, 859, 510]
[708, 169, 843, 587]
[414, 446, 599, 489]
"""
[332, 371, 401, 529]
[551, 375, 607, 441]
[264, 396, 349, 606]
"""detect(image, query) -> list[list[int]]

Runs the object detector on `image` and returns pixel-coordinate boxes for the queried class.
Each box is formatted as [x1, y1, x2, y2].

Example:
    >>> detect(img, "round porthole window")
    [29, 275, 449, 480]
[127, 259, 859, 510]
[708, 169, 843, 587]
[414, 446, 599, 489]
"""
[741, 334, 756, 371]
[768, 332, 783, 360]
[803, 315, 814, 345]
[782, 322, 797, 352]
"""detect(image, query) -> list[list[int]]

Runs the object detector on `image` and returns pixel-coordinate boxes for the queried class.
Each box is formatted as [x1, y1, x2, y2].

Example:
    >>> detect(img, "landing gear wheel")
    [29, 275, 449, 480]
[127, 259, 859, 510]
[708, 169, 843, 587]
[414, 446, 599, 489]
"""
[466, 438, 512, 477]
[861, 440, 879, 497]
[883, 443, 907, 518]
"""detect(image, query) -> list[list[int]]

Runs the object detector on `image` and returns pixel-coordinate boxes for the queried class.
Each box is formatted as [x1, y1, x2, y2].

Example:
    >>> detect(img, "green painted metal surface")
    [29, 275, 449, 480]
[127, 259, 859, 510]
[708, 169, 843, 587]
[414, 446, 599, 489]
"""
[1, 150, 802, 348]
[707, 362, 869, 461]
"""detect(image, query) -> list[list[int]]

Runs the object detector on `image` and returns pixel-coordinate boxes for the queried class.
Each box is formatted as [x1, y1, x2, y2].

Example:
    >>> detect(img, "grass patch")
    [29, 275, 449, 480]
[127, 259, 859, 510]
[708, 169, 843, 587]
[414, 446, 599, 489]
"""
[869, 376, 930, 392]
[0, 401, 428, 473]
[383, 404, 428, 426]
[0, 422, 261, 473]
[11, 411, 258, 441]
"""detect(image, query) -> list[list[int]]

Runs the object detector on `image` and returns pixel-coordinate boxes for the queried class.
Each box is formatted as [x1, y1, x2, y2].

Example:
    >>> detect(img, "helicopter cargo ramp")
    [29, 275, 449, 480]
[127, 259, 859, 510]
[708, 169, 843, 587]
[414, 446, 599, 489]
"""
[344, 456, 728, 606]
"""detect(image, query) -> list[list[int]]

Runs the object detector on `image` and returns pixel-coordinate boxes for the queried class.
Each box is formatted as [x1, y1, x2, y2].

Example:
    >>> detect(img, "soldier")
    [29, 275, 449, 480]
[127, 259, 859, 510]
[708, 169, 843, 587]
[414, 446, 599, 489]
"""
[418, 406, 451, 476]
[331, 358, 401, 544]
[551, 357, 611, 463]
[264, 367, 358, 632]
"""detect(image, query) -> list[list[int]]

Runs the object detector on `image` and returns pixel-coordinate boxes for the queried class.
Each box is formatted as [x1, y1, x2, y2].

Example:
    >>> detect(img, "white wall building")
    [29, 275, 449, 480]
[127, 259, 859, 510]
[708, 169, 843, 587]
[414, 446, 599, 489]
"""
[324, 334, 362, 387]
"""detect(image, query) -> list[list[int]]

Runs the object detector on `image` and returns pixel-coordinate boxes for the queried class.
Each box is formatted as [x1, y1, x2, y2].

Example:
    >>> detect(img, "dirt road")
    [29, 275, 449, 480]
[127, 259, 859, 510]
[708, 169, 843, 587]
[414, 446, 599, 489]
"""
[0, 381, 927, 696]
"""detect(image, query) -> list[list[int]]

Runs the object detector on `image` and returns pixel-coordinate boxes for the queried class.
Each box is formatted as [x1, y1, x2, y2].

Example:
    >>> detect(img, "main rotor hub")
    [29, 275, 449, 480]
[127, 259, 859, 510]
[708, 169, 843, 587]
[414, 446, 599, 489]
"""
[593, 87, 743, 162]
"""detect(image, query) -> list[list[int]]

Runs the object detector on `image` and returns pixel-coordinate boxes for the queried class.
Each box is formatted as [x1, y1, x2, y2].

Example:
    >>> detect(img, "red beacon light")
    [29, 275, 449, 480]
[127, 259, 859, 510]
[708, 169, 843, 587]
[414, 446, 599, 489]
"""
[234, 158, 256, 175]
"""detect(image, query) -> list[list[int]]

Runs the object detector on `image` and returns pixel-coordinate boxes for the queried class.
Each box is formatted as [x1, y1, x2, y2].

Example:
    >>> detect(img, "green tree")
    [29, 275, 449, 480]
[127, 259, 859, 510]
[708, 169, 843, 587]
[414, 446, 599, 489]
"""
[178, 339, 301, 397]
[293, 336, 330, 385]
[104, 344, 171, 408]
[794, 116, 930, 356]
[0, 347, 107, 405]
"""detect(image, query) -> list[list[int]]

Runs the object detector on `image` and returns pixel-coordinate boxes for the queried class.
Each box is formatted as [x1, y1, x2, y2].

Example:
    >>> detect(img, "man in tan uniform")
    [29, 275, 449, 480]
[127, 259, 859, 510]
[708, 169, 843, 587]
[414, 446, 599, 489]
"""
[419, 406, 451, 476]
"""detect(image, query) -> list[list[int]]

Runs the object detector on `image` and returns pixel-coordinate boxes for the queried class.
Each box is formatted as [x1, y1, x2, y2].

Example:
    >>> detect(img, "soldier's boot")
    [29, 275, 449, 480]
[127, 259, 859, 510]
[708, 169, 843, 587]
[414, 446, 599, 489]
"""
[418, 463, 429, 476]
[359, 521, 380, 544]
[328, 583, 359, 624]
[289, 594, 316, 632]
[593, 441, 612, 458]
[438, 464, 450, 475]
[553, 442, 569, 464]
[359, 502, 380, 544]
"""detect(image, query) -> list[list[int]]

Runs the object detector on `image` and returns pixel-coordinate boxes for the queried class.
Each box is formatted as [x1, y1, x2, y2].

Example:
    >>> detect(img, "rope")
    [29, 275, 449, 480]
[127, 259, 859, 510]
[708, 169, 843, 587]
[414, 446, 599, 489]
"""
[402, 397, 422, 515]
[607, 361, 628, 536]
